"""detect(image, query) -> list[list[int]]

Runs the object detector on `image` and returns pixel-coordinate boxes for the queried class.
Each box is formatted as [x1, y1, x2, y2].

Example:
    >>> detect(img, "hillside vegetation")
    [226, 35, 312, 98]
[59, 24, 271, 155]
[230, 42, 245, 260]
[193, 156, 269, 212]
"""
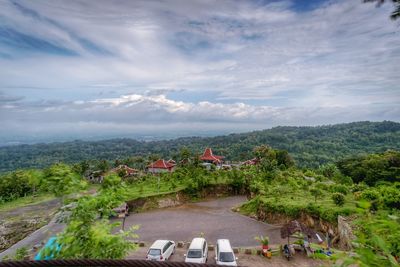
[0, 121, 399, 172]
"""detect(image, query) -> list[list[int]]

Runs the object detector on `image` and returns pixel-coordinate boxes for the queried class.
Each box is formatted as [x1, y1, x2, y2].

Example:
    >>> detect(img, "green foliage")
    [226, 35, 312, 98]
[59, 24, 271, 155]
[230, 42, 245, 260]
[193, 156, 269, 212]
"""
[0, 170, 35, 202]
[319, 163, 338, 178]
[1, 121, 399, 172]
[361, 188, 380, 201]
[339, 212, 400, 267]
[101, 173, 122, 190]
[42, 163, 87, 197]
[227, 169, 245, 193]
[351, 183, 368, 193]
[254, 235, 269, 246]
[45, 175, 137, 259]
[379, 184, 400, 209]
[332, 193, 345, 206]
[96, 160, 110, 173]
[337, 150, 400, 185]
[331, 184, 349, 195]
[310, 187, 323, 202]
[13, 247, 28, 260]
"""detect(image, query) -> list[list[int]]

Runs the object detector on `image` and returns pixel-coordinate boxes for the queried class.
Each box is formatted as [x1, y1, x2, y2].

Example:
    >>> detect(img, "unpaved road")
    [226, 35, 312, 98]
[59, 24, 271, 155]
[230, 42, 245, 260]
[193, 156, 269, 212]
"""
[122, 196, 286, 246]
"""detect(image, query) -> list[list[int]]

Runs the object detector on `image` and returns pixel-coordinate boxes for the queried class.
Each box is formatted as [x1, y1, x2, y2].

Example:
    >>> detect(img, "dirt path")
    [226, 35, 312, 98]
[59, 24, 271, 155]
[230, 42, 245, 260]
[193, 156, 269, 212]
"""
[121, 196, 286, 246]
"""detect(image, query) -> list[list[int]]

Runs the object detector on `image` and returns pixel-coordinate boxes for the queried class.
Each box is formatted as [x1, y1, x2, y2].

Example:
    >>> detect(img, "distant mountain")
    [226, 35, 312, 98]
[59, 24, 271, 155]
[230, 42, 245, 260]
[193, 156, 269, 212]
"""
[0, 121, 399, 172]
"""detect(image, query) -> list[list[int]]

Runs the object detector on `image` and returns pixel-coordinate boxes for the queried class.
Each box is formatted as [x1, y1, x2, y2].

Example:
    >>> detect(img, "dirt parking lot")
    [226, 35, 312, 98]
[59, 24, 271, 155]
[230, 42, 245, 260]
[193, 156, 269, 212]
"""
[128, 246, 326, 267]
[121, 196, 286, 246]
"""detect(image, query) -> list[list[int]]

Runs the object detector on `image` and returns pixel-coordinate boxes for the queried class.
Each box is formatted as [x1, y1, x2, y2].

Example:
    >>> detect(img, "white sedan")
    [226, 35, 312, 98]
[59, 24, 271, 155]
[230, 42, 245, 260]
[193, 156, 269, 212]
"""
[146, 240, 176, 261]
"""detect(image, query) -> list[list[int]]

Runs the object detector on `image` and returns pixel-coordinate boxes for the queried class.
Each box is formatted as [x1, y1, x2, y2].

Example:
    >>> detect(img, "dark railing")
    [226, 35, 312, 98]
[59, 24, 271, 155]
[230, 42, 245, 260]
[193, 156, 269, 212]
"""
[0, 260, 245, 267]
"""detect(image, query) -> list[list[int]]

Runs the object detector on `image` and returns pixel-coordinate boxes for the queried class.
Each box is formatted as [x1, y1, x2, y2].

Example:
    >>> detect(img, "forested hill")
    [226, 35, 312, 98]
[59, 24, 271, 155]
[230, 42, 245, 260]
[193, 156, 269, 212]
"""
[0, 121, 399, 172]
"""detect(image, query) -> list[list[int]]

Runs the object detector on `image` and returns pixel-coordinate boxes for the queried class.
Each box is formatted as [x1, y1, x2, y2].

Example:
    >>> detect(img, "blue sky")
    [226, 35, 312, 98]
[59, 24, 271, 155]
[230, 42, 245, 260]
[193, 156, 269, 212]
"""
[0, 0, 399, 144]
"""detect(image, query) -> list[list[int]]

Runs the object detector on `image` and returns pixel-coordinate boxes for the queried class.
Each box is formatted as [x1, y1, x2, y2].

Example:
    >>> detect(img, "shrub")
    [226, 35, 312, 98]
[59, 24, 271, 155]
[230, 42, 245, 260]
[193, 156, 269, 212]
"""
[379, 186, 400, 209]
[351, 183, 368, 193]
[14, 247, 28, 260]
[331, 184, 349, 195]
[332, 193, 345, 206]
[333, 174, 353, 185]
[310, 187, 323, 202]
[361, 189, 380, 201]
[315, 182, 329, 191]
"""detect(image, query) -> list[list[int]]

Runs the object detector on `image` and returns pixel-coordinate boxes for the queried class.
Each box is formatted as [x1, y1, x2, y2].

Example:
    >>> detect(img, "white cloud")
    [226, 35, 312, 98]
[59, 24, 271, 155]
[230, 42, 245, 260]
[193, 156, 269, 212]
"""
[0, 0, 399, 142]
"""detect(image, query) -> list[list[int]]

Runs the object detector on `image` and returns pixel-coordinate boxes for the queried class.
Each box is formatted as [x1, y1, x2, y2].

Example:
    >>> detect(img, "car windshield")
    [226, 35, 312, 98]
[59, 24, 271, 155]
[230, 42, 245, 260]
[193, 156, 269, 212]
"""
[219, 252, 235, 262]
[187, 249, 202, 258]
[148, 249, 161, 256]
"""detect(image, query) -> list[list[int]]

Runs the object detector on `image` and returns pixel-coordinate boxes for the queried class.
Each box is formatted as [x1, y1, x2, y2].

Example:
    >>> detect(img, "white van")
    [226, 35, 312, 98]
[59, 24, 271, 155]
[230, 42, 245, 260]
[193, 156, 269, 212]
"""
[215, 239, 237, 266]
[146, 240, 175, 261]
[185, 237, 208, 263]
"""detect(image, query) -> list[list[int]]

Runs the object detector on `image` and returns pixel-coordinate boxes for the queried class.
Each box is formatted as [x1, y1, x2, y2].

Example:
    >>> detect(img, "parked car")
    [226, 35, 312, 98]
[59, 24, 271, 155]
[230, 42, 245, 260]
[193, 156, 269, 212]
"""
[146, 240, 175, 261]
[184, 237, 208, 263]
[215, 239, 238, 266]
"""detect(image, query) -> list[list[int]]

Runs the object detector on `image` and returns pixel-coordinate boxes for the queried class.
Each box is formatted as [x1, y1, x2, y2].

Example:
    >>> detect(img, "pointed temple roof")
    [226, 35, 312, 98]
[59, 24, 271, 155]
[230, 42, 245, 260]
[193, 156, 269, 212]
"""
[200, 148, 224, 163]
[148, 159, 175, 169]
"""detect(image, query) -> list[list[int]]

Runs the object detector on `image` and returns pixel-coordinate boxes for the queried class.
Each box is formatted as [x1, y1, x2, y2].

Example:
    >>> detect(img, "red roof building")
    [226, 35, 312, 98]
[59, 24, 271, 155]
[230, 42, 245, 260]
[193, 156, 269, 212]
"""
[147, 159, 175, 173]
[200, 148, 224, 164]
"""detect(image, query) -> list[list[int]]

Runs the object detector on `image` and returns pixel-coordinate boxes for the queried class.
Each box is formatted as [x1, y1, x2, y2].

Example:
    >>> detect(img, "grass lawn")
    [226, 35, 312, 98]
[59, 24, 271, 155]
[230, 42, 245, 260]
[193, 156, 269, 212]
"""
[0, 193, 55, 212]
[123, 176, 187, 200]
[0, 184, 101, 213]
[123, 171, 230, 201]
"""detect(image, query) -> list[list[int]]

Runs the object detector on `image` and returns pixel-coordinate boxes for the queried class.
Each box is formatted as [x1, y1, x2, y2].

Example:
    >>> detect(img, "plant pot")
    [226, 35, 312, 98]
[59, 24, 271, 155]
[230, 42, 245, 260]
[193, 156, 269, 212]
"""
[262, 244, 269, 250]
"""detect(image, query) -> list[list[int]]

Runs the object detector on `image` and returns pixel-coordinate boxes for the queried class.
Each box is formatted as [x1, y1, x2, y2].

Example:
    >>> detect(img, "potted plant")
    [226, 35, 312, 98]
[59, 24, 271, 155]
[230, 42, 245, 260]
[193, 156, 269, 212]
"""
[255, 235, 269, 250]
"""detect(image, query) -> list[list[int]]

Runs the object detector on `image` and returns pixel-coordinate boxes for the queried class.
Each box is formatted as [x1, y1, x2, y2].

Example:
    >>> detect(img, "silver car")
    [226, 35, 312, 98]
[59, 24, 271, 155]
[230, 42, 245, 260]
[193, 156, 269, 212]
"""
[146, 240, 175, 261]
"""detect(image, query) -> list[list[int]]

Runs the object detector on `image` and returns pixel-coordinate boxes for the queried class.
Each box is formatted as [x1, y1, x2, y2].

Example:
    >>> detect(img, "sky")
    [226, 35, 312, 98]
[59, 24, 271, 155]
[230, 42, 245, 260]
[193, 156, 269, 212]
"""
[0, 0, 399, 144]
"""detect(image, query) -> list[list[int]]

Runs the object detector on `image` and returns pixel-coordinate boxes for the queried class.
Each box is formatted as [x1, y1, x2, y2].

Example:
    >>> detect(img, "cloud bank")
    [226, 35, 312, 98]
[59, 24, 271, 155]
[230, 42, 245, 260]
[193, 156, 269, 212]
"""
[0, 0, 399, 143]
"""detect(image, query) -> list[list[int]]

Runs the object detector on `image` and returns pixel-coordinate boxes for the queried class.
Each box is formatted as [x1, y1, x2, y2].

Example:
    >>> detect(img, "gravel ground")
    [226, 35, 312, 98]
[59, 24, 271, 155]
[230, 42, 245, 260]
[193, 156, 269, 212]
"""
[120, 196, 286, 247]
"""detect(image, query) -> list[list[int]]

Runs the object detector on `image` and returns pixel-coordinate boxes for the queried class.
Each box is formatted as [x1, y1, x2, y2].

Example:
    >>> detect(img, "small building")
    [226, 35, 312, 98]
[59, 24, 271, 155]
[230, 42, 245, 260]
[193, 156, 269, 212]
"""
[242, 158, 260, 166]
[110, 165, 138, 177]
[200, 148, 224, 164]
[85, 170, 104, 183]
[147, 159, 176, 173]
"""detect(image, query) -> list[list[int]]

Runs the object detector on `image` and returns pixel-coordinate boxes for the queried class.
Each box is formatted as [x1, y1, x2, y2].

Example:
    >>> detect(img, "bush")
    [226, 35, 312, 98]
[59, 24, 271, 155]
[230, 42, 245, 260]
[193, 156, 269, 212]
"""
[315, 182, 329, 191]
[379, 186, 400, 209]
[310, 187, 323, 202]
[0, 171, 35, 202]
[333, 174, 353, 185]
[332, 193, 345, 206]
[331, 184, 349, 195]
[361, 189, 380, 201]
[14, 247, 28, 260]
[351, 183, 368, 193]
